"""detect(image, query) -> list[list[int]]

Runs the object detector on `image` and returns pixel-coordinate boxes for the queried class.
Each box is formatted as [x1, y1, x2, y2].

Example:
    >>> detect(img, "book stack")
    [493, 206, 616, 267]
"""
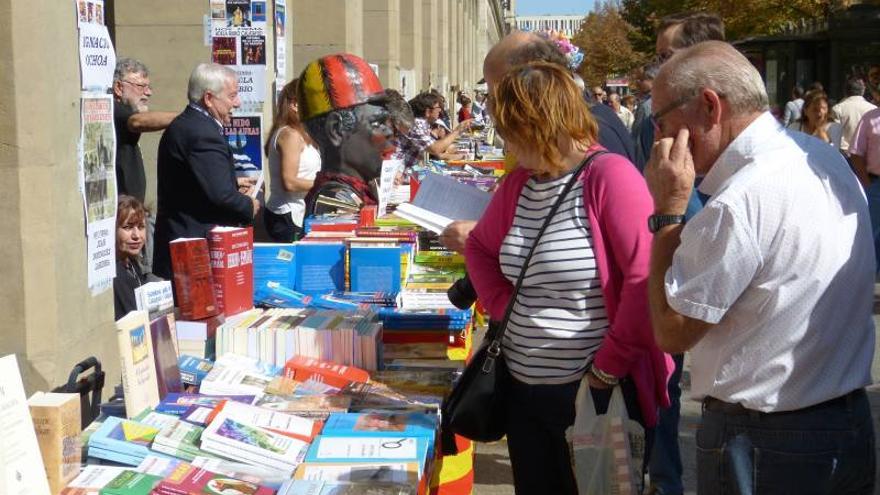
[152, 464, 276, 495]
[175, 313, 224, 361]
[150, 419, 213, 462]
[214, 308, 382, 370]
[178, 355, 213, 388]
[87, 416, 170, 466]
[198, 354, 279, 397]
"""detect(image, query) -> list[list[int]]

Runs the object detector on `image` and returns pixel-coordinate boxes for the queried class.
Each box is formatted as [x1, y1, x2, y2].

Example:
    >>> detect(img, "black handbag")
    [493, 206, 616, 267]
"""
[440, 151, 607, 453]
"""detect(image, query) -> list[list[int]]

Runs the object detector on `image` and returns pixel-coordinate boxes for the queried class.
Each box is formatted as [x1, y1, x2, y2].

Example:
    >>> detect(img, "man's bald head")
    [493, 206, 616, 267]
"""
[483, 31, 568, 88]
[657, 41, 767, 118]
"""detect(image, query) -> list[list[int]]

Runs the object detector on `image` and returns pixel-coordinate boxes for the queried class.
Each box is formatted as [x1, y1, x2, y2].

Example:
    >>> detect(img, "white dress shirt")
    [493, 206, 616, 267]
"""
[665, 112, 875, 412]
[832, 95, 877, 152]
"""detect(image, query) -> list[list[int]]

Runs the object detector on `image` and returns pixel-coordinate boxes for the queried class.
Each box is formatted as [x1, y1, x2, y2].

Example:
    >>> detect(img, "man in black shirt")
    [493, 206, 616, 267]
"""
[112, 58, 177, 202]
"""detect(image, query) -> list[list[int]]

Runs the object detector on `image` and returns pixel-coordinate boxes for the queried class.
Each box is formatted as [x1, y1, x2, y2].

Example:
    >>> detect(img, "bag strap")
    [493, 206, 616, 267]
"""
[482, 150, 608, 373]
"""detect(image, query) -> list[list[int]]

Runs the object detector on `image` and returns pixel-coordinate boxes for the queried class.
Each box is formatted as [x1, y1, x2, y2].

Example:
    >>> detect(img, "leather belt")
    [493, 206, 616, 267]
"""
[702, 388, 865, 416]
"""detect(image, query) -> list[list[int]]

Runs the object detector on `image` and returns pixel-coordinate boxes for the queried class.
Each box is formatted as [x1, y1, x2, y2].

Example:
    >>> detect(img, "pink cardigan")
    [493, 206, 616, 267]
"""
[465, 147, 673, 426]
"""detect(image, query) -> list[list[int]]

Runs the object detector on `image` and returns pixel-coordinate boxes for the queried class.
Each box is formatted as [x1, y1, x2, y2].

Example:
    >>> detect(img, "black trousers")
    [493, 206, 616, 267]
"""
[263, 209, 302, 243]
[504, 366, 652, 495]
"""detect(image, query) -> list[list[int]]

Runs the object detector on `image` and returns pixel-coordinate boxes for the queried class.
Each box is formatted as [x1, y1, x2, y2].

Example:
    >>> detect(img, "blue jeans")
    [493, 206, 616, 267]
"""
[865, 178, 880, 270]
[649, 353, 684, 494]
[696, 389, 875, 495]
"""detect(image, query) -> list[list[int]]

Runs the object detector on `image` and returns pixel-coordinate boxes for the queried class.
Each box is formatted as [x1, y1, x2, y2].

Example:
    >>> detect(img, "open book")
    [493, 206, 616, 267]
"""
[393, 173, 491, 234]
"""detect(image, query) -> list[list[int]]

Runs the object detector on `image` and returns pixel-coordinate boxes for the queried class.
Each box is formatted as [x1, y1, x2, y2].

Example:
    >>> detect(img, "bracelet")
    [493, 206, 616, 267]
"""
[590, 363, 620, 386]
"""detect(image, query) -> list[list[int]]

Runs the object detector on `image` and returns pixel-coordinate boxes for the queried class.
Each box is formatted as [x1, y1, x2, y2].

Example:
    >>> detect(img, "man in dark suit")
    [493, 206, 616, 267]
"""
[152, 63, 259, 280]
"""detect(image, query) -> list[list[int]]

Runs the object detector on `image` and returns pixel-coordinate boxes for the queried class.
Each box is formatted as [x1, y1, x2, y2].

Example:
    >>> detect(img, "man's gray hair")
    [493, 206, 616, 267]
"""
[114, 58, 149, 82]
[660, 41, 768, 116]
[846, 77, 866, 97]
[187, 63, 237, 103]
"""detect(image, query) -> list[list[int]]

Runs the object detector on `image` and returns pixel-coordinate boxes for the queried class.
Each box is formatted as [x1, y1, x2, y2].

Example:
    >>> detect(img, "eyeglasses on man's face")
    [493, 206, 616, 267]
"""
[650, 93, 698, 134]
[122, 79, 152, 91]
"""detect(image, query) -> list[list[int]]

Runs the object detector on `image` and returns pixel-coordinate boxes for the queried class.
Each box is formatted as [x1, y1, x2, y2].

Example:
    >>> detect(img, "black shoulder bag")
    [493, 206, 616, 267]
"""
[440, 151, 607, 453]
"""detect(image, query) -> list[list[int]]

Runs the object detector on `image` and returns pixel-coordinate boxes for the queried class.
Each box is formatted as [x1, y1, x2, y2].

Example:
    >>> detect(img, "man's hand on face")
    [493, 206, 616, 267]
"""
[644, 128, 695, 215]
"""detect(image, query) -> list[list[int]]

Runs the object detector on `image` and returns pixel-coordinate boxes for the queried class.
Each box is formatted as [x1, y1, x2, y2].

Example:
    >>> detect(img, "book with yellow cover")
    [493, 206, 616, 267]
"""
[28, 392, 82, 494]
[117, 310, 161, 418]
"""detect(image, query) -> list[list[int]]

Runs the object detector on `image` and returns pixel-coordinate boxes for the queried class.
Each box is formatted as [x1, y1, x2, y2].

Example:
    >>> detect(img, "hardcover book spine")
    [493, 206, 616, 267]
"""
[209, 227, 254, 317]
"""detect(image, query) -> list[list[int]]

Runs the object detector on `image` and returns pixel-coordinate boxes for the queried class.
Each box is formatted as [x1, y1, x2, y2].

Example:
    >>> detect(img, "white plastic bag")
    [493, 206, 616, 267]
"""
[566, 377, 645, 495]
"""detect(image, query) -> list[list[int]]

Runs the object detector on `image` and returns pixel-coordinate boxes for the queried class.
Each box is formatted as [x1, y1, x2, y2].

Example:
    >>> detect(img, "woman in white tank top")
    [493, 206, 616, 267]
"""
[264, 78, 321, 242]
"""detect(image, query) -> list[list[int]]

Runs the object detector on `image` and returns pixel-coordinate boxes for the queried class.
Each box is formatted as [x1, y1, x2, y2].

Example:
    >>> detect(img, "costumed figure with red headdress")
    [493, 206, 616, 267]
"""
[297, 54, 392, 217]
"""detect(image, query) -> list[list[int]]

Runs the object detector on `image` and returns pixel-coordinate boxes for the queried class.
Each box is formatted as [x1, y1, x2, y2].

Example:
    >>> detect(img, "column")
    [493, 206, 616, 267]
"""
[399, 0, 422, 96]
[447, 0, 459, 97]
[363, 0, 400, 89]
[0, 0, 120, 392]
[422, 0, 438, 90]
[292, 0, 364, 76]
[437, 0, 449, 94]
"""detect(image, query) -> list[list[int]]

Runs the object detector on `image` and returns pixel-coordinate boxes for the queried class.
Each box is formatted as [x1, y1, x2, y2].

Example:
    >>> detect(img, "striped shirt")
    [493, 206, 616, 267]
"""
[499, 172, 608, 385]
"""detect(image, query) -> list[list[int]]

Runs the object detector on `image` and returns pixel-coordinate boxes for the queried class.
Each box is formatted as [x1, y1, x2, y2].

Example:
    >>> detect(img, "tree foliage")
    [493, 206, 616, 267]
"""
[571, 2, 647, 87]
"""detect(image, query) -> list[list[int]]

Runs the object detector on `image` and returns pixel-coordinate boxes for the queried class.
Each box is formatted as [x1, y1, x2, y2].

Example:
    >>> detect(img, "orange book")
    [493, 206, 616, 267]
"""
[283, 356, 370, 389]
[169, 238, 219, 320]
[208, 226, 254, 317]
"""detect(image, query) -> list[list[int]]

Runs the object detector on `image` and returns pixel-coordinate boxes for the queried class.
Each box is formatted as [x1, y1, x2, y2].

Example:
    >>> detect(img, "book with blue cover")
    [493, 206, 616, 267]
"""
[155, 393, 256, 416]
[254, 281, 314, 308]
[294, 243, 346, 294]
[253, 243, 297, 295]
[178, 355, 213, 386]
[303, 435, 431, 467]
[349, 245, 403, 293]
[87, 416, 171, 466]
[321, 412, 438, 439]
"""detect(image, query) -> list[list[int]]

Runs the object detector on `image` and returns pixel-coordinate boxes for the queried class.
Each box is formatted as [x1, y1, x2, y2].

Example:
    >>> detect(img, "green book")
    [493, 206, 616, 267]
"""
[99, 470, 162, 495]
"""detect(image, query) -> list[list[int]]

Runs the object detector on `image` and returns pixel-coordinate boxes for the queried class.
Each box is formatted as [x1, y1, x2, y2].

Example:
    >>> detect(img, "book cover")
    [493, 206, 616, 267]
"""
[64, 465, 129, 490]
[175, 313, 225, 341]
[253, 394, 351, 420]
[207, 399, 322, 442]
[169, 238, 219, 320]
[153, 464, 275, 495]
[321, 413, 437, 439]
[178, 355, 213, 386]
[134, 280, 175, 319]
[278, 480, 417, 495]
[253, 242, 297, 295]
[294, 242, 346, 294]
[198, 354, 278, 397]
[201, 416, 309, 473]
[155, 393, 255, 416]
[0, 355, 52, 495]
[116, 311, 161, 418]
[151, 419, 210, 462]
[87, 416, 160, 464]
[292, 461, 420, 486]
[98, 470, 161, 495]
[349, 245, 403, 293]
[282, 356, 370, 389]
[136, 454, 188, 477]
[208, 226, 255, 317]
[27, 392, 82, 494]
[150, 313, 183, 399]
[304, 436, 430, 466]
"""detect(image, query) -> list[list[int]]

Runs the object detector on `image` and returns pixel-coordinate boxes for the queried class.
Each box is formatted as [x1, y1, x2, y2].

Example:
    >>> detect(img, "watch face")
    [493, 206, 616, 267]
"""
[648, 215, 685, 233]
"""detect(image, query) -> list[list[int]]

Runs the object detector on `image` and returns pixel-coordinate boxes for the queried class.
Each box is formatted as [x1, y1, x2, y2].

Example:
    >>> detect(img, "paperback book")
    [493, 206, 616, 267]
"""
[116, 311, 161, 418]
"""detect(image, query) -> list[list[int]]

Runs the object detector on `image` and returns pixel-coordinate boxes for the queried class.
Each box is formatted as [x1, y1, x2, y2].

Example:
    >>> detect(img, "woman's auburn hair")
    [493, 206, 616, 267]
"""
[116, 194, 146, 229]
[491, 61, 597, 175]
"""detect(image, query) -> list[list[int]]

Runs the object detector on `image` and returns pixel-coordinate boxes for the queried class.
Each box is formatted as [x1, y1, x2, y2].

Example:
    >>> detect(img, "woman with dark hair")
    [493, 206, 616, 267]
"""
[466, 61, 672, 494]
[114, 195, 148, 320]
[790, 90, 843, 149]
[264, 78, 321, 242]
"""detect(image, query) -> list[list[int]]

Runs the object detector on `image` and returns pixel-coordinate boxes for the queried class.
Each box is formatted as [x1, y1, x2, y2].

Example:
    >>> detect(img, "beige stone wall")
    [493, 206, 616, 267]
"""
[0, 0, 120, 393]
[292, 0, 364, 77]
[363, 0, 401, 90]
[400, 0, 423, 93]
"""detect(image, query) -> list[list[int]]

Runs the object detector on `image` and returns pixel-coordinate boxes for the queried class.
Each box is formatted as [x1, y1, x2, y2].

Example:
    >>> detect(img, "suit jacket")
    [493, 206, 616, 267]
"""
[152, 105, 254, 279]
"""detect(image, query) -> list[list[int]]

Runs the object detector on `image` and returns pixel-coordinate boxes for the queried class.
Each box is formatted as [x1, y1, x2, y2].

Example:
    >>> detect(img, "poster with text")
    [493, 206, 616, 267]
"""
[274, 0, 286, 79]
[223, 115, 263, 179]
[80, 94, 117, 290]
[211, 0, 268, 105]
[78, 21, 116, 90]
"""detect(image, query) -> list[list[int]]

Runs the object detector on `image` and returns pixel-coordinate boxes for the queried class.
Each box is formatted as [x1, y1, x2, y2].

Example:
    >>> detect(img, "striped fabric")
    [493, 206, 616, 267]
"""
[499, 172, 608, 385]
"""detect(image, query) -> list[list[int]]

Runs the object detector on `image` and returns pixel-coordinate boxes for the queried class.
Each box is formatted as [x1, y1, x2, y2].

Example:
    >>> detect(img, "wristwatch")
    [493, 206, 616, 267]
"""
[648, 214, 686, 233]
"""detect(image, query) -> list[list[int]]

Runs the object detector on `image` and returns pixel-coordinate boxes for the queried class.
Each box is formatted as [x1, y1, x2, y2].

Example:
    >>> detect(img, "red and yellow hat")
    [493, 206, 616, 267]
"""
[297, 53, 385, 121]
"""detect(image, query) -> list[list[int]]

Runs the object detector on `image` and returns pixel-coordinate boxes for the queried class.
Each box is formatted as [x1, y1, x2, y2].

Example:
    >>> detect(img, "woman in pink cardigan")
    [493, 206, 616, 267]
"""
[465, 61, 672, 494]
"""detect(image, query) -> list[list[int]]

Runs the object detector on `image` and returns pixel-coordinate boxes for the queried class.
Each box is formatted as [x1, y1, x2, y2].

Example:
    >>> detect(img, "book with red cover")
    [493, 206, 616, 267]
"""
[283, 356, 370, 389]
[208, 226, 254, 317]
[149, 313, 183, 399]
[358, 205, 377, 227]
[169, 238, 219, 320]
[152, 464, 274, 495]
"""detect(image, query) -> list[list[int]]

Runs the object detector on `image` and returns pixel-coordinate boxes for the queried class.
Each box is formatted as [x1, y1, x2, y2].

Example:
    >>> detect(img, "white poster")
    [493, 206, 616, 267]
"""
[377, 159, 403, 218]
[80, 94, 117, 291]
[78, 22, 116, 91]
[0, 355, 52, 495]
[211, 0, 268, 105]
[274, 0, 286, 79]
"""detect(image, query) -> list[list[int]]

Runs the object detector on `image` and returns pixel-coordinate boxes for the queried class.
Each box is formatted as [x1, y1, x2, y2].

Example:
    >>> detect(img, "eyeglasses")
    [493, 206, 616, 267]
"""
[649, 93, 697, 133]
[121, 80, 152, 91]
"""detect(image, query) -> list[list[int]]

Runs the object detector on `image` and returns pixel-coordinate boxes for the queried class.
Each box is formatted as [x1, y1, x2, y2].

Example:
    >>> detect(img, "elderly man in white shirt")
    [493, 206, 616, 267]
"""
[832, 77, 877, 154]
[645, 41, 876, 495]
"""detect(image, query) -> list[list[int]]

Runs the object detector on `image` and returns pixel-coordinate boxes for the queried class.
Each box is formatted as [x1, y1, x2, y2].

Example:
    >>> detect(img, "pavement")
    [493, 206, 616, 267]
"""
[470, 289, 880, 494]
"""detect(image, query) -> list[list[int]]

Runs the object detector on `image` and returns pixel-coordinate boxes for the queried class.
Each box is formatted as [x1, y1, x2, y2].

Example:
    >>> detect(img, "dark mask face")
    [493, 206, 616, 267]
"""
[338, 103, 393, 182]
